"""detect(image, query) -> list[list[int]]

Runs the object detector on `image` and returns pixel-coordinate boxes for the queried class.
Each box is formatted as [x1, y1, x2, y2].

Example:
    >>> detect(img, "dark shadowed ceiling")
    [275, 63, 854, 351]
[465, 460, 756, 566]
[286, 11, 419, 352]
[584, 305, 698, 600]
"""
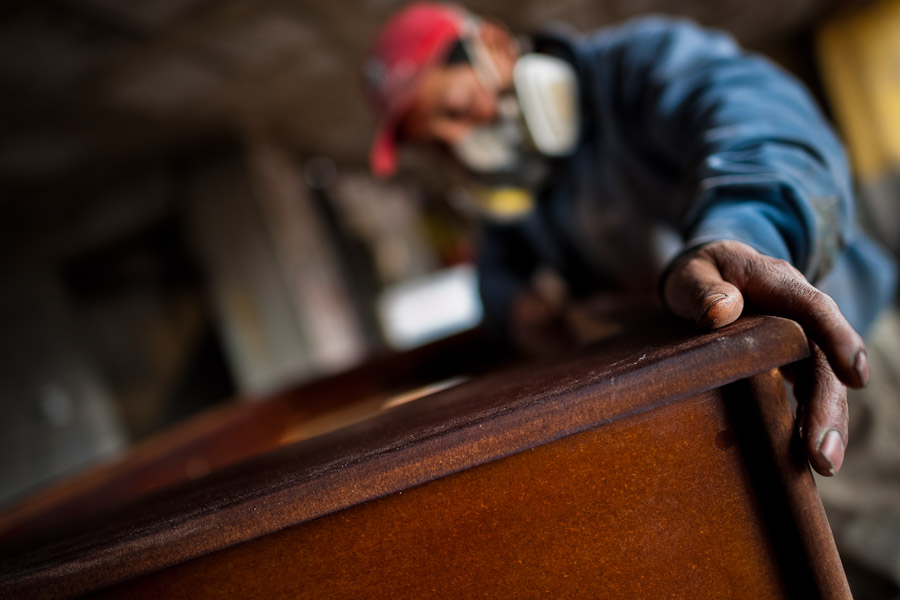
[0, 0, 849, 192]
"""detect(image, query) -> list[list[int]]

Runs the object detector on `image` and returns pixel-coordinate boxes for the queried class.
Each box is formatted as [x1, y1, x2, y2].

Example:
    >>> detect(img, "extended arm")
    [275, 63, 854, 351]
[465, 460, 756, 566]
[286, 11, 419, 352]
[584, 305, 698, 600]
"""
[598, 18, 873, 475]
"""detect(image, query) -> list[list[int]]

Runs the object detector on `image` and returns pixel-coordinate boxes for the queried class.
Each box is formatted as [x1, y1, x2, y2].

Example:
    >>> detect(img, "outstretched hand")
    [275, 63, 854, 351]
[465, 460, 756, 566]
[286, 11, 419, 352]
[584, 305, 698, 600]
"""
[662, 240, 869, 476]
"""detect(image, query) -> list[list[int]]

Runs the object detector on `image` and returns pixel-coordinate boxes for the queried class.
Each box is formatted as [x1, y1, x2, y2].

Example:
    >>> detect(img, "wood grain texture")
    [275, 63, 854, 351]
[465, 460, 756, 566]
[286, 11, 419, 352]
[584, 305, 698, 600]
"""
[0, 327, 498, 544]
[0, 314, 812, 598]
[93, 388, 791, 599]
[727, 370, 852, 599]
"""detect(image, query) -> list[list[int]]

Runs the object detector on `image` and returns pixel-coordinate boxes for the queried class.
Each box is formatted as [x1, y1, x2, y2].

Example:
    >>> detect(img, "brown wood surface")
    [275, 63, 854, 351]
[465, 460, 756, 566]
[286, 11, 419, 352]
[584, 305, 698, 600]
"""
[0, 327, 500, 544]
[730, 371, 853, 599]
[0, 313, 830, 598]
[93, 386, 792, 599]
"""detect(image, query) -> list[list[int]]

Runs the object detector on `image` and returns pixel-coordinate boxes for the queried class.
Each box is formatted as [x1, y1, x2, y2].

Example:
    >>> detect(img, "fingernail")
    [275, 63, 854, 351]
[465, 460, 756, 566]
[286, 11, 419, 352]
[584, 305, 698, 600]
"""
[818, 429, 844, 475]
[854, 350, 869, 387]
[701, 293, 728, 316]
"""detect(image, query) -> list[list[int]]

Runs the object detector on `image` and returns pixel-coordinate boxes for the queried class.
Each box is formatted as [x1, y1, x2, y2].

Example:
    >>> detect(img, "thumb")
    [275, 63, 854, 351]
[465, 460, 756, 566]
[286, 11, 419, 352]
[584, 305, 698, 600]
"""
[663, 250, 745, 329]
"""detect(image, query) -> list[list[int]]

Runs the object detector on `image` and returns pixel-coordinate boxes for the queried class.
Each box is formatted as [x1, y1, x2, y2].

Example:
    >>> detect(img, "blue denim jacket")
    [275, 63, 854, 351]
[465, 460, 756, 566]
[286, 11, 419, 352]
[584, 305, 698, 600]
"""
[478, 17, 896, 336]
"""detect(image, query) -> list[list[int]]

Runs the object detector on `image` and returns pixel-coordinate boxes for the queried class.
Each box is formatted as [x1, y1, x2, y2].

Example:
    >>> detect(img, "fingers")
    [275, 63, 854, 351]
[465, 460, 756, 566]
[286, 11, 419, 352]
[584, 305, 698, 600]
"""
[794, 343, 849, 476]
[665, 241, 868, 389]
[663, 249, 744, 329]
[711, 243, 868, 389]
[662, 239, 860, 476]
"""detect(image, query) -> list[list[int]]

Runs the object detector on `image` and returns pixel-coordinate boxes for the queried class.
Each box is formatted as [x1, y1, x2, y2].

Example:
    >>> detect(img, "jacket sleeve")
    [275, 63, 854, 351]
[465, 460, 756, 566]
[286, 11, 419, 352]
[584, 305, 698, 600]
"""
[588, 17, 855, 283]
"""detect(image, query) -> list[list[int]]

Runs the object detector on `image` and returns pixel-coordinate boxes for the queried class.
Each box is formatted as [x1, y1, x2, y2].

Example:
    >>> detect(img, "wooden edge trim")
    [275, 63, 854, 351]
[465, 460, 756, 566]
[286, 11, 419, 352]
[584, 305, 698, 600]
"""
[1, 317, 811, 598]
[742, 371, 852, 599]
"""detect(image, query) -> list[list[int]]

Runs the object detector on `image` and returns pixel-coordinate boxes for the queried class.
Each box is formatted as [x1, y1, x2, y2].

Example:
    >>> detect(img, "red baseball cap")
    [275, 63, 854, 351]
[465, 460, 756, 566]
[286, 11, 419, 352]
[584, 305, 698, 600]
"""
[363, 2, 469, 177]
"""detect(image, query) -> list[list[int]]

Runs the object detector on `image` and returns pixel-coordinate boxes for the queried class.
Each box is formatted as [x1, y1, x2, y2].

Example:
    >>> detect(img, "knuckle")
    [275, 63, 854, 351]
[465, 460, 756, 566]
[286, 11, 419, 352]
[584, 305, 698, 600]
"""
[768, 256, 799, 278]
[806, 289, 842, 324]
[768, 255, 807, 280]
[715, 239, 745, 256]
[708, 241, 756, 281]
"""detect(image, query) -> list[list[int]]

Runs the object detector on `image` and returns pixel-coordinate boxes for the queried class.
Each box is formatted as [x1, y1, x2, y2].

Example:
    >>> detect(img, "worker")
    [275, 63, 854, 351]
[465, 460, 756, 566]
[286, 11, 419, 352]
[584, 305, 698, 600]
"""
[362, 2, 897, 478]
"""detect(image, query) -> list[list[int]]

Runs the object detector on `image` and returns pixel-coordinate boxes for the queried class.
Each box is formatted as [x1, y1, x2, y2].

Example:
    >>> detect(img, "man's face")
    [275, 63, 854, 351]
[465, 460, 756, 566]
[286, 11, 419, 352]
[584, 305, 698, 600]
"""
[399, 23, 518, 150]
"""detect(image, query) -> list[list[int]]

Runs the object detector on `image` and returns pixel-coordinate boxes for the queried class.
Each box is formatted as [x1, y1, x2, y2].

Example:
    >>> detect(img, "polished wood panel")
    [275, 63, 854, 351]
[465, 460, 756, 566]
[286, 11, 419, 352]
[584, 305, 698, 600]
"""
[0, 327, 500, 544]
[0, 314, 848, 598]
[95, 386, 790, 598]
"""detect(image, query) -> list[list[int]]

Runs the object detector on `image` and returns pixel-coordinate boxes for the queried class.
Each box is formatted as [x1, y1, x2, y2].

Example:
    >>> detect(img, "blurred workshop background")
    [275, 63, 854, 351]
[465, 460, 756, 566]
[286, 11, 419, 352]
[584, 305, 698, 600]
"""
[0, 0, 898, 596]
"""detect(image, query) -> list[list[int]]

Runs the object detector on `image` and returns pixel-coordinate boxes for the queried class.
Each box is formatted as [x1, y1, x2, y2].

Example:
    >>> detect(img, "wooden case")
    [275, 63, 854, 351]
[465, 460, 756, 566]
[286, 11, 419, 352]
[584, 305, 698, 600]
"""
[0, 313, 850, 599]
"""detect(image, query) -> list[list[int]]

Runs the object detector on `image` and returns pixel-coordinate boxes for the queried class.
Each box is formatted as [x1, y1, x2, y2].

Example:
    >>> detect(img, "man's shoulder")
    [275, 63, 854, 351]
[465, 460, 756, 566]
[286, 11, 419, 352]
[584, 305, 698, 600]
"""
[567, 16, 738, 58]
[533, 16, 712, 56]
